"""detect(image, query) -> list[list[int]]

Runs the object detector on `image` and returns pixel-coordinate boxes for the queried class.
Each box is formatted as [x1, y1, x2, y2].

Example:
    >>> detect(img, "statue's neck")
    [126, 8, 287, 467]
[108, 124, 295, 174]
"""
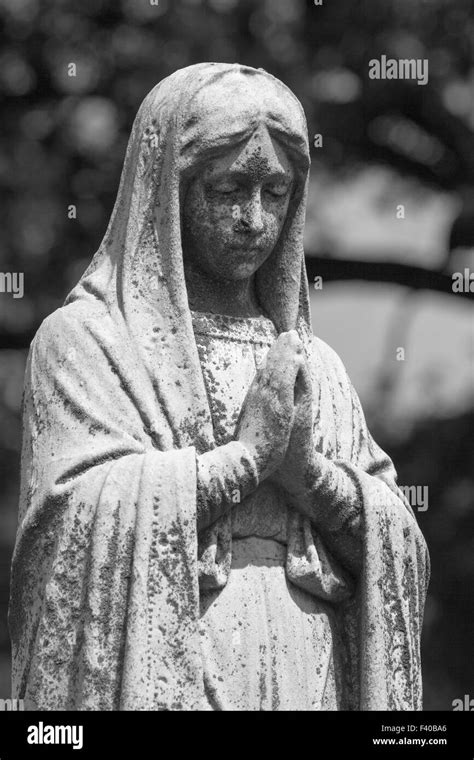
[183, 260, 263, 318]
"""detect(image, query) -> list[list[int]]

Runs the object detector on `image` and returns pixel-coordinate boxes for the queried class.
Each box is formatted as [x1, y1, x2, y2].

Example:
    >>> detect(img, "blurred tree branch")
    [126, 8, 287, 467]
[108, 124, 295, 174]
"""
[306, 256, 472, 298]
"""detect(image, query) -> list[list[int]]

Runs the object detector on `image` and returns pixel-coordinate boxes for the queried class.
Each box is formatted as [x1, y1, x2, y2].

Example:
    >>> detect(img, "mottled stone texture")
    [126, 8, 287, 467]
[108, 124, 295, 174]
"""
[9, 63, 429, 711]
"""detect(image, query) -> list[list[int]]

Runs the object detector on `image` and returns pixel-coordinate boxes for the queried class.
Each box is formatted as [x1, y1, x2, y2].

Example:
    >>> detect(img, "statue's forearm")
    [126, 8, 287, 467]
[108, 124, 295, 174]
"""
[196, 441, 259, 531]
[283, 453, 364, 575]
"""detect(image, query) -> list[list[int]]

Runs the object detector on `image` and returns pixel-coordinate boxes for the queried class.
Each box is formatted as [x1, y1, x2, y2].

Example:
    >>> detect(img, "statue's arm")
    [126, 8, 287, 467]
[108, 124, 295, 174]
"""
[293, 422, 397, 576]
[279, 338, 420, 576]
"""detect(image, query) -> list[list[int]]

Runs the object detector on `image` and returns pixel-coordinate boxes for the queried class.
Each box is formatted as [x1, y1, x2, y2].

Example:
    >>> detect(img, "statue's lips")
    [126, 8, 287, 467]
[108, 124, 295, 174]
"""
[229, 243, 266, 255]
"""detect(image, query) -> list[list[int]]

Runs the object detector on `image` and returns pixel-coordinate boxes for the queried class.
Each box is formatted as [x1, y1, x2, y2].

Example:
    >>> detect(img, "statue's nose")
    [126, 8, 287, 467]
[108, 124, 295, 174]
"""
[241, 194, 265, 235]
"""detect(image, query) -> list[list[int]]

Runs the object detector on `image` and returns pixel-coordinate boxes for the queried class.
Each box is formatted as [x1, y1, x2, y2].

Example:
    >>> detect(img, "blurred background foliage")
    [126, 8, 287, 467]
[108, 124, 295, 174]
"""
[0, 0, 473, 710]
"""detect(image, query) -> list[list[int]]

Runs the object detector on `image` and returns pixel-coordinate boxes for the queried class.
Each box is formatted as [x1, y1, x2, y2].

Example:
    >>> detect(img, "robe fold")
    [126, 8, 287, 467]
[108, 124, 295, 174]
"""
[9, 62, 429, 711]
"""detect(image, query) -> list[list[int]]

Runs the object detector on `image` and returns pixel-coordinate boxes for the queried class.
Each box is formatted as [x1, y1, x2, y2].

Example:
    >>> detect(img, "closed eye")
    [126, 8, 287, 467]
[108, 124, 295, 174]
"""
[207, 181, 240, 195]
[265, 183, 291, 198]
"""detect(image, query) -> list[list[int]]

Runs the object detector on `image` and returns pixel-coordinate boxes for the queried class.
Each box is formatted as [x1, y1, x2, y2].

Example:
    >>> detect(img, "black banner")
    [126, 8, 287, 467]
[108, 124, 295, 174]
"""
[0, 711, 473, 757]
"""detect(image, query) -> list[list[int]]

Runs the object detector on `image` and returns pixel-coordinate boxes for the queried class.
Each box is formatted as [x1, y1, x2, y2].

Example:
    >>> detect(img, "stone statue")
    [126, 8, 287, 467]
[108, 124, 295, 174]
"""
[9, 63, 429, 711]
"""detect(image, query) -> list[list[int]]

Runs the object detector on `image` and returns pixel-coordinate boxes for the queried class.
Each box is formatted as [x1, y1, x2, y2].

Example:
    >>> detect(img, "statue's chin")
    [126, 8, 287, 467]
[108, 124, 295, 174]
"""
[212, 263, 263, 282]
[217, 249, 271, 281]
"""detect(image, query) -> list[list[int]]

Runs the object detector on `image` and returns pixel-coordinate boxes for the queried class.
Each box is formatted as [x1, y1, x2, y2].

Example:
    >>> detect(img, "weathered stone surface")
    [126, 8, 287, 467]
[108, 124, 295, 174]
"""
[9, 63, 429, 711]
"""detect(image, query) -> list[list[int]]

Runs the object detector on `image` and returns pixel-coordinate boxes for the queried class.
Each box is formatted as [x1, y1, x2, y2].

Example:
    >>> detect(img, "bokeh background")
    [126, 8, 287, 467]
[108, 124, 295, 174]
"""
[0, 0, 473, 710]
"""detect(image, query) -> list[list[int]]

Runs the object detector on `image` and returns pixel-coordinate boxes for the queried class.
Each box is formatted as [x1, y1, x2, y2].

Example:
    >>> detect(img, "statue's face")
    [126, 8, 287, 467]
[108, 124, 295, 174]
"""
[182, 124, 295, 281]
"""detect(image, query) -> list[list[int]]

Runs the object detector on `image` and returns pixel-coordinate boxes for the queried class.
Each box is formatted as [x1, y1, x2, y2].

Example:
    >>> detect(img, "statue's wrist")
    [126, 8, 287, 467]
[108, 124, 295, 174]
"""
[196, 441, 260, 530]
[235, 437, 274, 482]
[223, 440, 260, 498]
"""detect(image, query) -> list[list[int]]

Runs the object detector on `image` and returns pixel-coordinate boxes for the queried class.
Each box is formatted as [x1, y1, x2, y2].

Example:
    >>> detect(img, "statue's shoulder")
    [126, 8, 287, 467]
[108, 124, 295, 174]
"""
[307, 333, 358, 424]
[30, 301, 108, 364]
[308, 333, 350, 384]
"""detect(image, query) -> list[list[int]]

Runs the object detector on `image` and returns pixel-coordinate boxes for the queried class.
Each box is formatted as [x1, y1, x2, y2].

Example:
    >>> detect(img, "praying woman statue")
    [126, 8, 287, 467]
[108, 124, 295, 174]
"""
[9, 63, 429, 711]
